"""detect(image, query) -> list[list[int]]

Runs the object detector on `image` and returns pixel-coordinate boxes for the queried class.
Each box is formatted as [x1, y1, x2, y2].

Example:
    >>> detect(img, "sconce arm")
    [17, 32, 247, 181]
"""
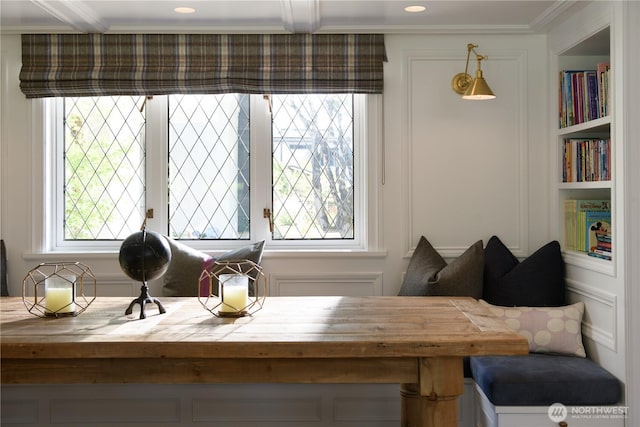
[463, 43, 476, 77]
[466, 43, 489, 73]
[451, 42, 495, 99]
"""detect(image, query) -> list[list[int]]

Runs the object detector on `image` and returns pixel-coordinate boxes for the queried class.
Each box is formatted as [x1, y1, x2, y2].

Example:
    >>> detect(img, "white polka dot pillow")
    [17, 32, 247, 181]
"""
[479, 299, 586, 357]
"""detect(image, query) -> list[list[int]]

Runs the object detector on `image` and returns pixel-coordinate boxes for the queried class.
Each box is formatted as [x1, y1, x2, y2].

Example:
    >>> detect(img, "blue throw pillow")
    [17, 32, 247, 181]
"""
[483, 236, 565, 306]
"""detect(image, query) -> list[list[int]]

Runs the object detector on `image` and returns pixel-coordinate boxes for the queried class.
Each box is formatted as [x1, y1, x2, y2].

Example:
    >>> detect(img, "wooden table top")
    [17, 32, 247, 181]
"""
[0, 296, 527, 360]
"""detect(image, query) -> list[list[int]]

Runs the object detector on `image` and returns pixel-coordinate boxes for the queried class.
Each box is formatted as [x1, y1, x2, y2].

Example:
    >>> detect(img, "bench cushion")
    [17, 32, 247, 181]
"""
[471, 353, 621, 406]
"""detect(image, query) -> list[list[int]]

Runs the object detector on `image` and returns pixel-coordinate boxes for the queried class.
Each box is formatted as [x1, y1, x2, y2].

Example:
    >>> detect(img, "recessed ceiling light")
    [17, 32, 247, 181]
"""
[404, 5, 426, 13]
[174, 7, 196, 14]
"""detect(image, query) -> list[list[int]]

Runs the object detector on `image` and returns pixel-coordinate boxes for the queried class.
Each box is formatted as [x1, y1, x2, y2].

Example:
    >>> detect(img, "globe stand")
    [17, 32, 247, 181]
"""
[125, 282, 166, 320]
[119, 222, 172, 321]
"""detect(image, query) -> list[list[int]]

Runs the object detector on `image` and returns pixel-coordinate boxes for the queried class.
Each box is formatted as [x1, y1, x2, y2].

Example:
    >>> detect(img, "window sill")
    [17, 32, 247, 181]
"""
[24, 249, 388, 262]
[263, 249, 388, 259]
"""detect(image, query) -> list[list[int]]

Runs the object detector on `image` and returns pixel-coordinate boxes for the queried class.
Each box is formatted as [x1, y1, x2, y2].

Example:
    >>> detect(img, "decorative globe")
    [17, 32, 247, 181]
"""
[118, 230, 171, 282]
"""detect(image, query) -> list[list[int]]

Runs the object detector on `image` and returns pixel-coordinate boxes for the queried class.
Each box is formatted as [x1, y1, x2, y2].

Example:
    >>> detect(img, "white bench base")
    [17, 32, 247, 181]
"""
[474, 383, 625, 427]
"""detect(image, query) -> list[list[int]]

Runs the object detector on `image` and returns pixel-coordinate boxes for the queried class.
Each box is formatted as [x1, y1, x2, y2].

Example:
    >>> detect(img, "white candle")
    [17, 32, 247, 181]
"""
[45, 276, 76, 314]
[219, 274, 248, 313]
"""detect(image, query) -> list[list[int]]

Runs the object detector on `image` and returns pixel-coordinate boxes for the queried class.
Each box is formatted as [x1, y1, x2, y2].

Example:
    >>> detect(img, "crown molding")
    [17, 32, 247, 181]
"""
[1, 24, 544, 36]
[280, 0, 321, 33]
[529, 0, 581, 33]
[30, 0, 109, 33]
[1, 0, 572, 36]
[316, 24, 537, 35]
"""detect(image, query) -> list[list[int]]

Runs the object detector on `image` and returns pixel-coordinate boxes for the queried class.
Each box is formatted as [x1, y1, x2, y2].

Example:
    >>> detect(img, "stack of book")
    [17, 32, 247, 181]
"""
[559, 62, 610, 128]
[562, 137, 611, 182]
[564, 199, 612, 260]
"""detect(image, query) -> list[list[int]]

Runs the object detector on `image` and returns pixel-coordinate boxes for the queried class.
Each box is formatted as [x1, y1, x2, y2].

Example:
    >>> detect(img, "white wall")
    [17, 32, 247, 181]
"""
[0, 31, 550, 427]
[383, 34, 549, 260]
[2, 9, 638, 422]
[0, 32, 549, 299]
[622, 1, 640, 421]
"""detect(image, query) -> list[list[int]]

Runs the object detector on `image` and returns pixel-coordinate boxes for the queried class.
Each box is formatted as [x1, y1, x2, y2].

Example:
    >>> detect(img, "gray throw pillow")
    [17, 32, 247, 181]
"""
[398, 236, 484, 298]
[161, 238, 265, 297]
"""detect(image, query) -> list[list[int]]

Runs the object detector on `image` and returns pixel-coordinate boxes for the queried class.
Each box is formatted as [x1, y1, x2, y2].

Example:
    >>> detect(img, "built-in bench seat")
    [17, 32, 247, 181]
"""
[471, 353, 621, 406]
[471, 354, 623, 426]
[398, 235, 625, 426]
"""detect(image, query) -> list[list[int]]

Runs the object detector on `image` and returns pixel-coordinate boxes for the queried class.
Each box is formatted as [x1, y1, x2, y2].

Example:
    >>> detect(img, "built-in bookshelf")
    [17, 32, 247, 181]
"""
[555, 27, 613, 274]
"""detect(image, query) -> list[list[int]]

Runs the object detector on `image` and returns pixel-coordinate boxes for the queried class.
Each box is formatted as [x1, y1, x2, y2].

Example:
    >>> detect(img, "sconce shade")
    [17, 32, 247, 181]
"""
[462, 69, 496, 100]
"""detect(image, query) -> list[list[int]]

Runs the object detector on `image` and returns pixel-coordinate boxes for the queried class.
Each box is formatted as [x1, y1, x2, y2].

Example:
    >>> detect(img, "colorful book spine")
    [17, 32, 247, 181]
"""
[585, 210, 611, 257]
[563, 199, 612, 259]
[564, 199, 577, 251]
[559, 65, 610, 128]
[562, 138, 611, 182]
[597, 62, 610, 118]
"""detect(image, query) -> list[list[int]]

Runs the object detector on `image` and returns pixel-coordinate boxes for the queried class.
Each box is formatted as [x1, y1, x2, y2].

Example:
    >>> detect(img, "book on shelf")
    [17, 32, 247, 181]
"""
[559, 64, 610, 128]
[562, 138, 611, 183]
[563, 199, 612, 260]
[586, 210, 611, 259]
[597, 62, 610, 118]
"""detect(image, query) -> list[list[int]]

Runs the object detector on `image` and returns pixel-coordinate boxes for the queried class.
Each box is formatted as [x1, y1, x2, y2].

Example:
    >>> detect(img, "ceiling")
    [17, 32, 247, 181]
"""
[0, 0, 577, 35]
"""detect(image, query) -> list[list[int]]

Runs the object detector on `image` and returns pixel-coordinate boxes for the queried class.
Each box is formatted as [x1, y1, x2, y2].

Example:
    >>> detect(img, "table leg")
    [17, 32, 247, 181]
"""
[401, 357, 463, 427]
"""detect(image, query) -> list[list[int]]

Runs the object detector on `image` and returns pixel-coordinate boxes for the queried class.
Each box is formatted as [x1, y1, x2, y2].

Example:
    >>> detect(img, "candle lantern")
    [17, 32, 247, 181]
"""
[198, 260, 266, 317]
[22, 262, 97, 318]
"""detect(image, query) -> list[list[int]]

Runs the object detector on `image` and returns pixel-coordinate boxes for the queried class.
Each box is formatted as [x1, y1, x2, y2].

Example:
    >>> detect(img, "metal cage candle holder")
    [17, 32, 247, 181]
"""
[22, 262, 97, 318]
[198, 260, 266, 317]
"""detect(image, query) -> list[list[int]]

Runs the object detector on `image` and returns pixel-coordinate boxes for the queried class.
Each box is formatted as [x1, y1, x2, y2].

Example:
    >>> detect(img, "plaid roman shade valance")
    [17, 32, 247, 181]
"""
[20, 33, 386, 98]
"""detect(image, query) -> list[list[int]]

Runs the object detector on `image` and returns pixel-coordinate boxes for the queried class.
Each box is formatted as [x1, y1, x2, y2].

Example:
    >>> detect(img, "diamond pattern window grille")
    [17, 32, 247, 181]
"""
[168, 94, 250, 240]
[272, 94, 354, 240]
[63, 96, 146, 240]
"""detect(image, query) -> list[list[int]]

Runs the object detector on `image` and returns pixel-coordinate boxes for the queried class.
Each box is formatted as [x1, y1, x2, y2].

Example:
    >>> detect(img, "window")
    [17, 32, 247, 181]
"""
[61, 96, 146, 241]
[167, 94, 251, 240]
[47, 94, 371, 251]
[271, 94, 355, 240]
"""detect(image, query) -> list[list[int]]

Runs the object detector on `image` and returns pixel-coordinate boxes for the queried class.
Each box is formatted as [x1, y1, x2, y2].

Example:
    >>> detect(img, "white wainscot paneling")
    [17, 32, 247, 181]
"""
[97, 275, 139, 297]
[270, 272, 383, 296]
[567, 279, 617, 351]
[1, 384, 402, 427]
[51, 398, 180, 424]
[2, 381, 478, 427]
[193, 397, 322, 423]
[1, 399, 39, 424]
[401, 48, 529, 257]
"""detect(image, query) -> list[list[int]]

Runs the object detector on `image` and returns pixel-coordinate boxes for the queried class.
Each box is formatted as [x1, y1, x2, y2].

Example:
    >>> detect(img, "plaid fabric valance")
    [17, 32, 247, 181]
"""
[20, 33, 386, 98]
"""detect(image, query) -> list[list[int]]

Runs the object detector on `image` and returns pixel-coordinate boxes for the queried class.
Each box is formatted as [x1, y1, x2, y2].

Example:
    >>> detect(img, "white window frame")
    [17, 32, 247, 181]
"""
[40, 94, 382, 253]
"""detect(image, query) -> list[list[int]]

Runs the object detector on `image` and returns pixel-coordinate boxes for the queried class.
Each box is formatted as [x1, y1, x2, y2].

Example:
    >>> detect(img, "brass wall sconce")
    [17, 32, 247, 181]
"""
[451, 43, 496, 100]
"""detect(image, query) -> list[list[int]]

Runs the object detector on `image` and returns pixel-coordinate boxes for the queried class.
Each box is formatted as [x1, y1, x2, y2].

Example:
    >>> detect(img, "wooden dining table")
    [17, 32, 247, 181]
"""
[1, 296, 528, 427]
